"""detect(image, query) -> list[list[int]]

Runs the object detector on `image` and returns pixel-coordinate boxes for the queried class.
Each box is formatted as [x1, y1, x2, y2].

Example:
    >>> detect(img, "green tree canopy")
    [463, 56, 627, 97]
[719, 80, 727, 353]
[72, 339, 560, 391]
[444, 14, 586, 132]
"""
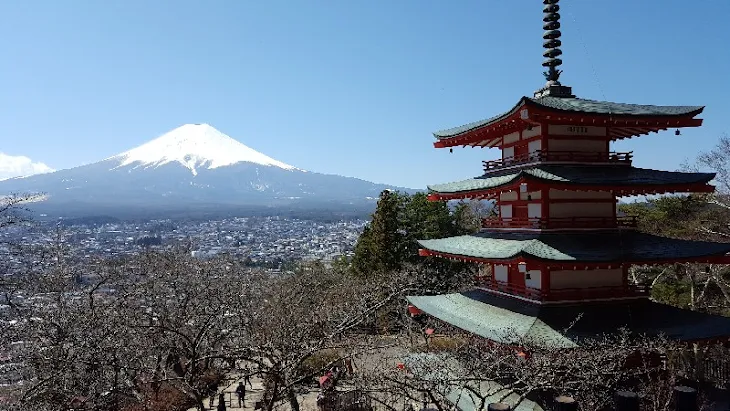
[352, 190, 488, 291]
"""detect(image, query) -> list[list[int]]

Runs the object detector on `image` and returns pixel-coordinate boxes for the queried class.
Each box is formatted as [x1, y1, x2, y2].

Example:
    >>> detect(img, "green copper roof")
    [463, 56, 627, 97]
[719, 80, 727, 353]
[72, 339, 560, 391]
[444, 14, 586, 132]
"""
[427, 165, 715, 195]
[407, 290, 730, 347]
[433, 96, 704, 139]
[404, 353, 544, 411]
[418, 230, 730, 262]
[433, 111, 514, 140]
[447, 383, 544, 411]
[407, 292, 577, 348]
[533, 96, 703, 116]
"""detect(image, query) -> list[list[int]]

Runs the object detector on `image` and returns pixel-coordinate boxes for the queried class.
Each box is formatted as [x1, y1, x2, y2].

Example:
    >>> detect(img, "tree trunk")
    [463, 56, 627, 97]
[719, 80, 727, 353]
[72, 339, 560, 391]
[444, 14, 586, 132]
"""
[265, 377, 278, 411]
[693, 343, 706, 382]
[288, 388, 300, 411]
[688, 270, 697, 311]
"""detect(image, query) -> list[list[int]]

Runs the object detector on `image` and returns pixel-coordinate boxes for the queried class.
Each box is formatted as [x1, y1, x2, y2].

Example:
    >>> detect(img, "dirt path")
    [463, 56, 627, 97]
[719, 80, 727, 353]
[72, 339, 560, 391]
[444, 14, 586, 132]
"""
[188, 374, 322, 411]
[189, 341, 413, 410]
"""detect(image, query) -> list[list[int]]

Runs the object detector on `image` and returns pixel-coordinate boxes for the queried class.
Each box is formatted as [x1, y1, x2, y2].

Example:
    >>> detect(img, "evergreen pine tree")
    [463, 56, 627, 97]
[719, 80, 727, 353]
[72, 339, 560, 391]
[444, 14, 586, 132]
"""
[352, 190, 405, 274]
[351, 191, 480, 290]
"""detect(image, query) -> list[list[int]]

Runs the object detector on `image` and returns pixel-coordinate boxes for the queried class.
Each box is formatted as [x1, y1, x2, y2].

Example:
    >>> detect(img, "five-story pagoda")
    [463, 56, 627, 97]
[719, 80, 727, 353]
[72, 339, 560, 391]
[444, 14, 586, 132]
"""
[407, 0, 730, 348]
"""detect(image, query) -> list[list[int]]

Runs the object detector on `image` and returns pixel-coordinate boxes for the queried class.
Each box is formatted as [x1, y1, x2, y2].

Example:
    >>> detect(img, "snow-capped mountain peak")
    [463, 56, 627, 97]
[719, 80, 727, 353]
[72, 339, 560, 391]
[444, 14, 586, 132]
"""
[112, 123, 297, 175]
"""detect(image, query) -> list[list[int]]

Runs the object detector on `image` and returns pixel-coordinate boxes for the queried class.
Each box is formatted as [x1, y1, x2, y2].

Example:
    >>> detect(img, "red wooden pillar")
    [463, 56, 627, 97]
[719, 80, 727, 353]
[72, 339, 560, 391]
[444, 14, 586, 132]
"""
[508, 263, 526, 294]
[540, 125, 547, 151]
[541, 187, 549, 225]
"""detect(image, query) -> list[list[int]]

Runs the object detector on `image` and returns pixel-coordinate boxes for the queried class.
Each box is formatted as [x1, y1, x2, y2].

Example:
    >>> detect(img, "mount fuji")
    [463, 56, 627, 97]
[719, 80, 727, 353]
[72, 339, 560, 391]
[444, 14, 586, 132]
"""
[0, 124, 410, 218]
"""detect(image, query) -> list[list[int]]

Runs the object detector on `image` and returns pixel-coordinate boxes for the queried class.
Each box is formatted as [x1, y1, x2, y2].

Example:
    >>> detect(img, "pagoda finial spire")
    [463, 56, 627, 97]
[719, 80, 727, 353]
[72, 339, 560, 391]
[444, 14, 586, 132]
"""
[534, 0, 574, 98]
[542, 0, 563, 85]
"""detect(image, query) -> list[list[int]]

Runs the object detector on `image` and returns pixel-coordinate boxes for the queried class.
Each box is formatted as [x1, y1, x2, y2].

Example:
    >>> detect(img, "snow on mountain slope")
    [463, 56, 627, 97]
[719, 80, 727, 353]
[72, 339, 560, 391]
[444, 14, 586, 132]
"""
[111, 123, 297, 176]
[0, 123, 415, 217]
[0, 152, 54, 181]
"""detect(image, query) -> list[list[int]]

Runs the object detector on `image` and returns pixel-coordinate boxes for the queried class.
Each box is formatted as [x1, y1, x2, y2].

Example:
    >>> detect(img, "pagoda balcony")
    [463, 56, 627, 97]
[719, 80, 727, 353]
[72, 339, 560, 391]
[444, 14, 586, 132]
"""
[483, 150, 633, 172]
[481, 215, 638, 230]
[479, 281, 650, 303]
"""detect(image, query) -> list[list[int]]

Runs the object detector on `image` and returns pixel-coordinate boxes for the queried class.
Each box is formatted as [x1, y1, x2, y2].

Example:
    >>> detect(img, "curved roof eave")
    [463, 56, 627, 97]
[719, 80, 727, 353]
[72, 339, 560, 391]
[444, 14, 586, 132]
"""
[426, 167, 716, 197]
[526, 97, 705, 118]
[432, 96, 705, 141]
[432, 97, 529, 140]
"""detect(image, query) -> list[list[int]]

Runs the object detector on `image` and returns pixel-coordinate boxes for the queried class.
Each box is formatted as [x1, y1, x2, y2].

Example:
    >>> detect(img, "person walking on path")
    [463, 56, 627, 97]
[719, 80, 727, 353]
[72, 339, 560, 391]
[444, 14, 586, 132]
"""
[207, 384, 217, 410]
[235, 381, 247, 408]
[216, 392, 226, 411]
[242, 369, 253, 390]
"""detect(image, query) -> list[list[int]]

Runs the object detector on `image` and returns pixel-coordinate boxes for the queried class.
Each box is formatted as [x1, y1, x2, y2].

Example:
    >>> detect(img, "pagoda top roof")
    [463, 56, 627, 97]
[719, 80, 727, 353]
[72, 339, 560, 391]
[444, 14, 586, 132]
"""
[433, 96, 704, 145]
[406, 289, 730, 347]
[418, 230, 730, 264]
[427, 164, 714, 200]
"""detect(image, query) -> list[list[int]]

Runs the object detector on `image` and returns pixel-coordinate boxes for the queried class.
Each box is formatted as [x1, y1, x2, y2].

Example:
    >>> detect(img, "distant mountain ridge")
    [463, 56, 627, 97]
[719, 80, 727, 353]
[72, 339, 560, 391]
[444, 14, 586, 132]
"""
[0, 124, 414, 218]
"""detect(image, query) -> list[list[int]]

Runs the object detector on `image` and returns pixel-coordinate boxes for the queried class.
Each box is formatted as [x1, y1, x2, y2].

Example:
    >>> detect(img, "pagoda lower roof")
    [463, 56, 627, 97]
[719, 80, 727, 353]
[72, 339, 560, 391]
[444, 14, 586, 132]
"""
[407, 289, 730, 348]
[404, 353, 545, 411]
[427, 164, 715, 199]
[434, 96, 704, 140]
[418, 230, 730, 264]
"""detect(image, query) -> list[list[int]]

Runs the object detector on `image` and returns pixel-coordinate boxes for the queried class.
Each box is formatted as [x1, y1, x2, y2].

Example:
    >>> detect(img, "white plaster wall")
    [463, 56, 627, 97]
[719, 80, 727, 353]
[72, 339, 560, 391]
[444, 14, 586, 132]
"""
[503, 146, 515, 159]
[527, 203, 542, 218]
[519, 190, 541, 200]
[549, 268, 622, 289]
[500, 191, 519, 201]
[494, 265, 508, 283]
[500, 205, 513, 219]
[549, 189, 614, 200]
[546, 139, 607, 153]
[503, 132, 520, 145]
[522, 126, 542, 139]
[525, 270, 542, 289]
[549, 202, 614, 218]
[528, 140, 542, 155]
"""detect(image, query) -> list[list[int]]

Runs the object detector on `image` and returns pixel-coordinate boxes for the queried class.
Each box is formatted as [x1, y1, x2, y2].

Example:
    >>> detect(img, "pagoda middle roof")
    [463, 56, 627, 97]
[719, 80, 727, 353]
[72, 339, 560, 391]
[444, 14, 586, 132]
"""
[433, 96, 705, 139]
[427, 164, 715, 197]
[407, 289, 730, 347]
[418, 230, 730, 263]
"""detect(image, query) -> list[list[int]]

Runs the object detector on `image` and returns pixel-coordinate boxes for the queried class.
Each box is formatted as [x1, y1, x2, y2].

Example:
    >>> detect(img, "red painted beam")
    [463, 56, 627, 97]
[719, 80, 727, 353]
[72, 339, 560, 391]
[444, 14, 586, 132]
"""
[433, 111, 525, 149]
[418, 248, 730, 266]
[427, 179, 715, 202]
[433, 106, 703, 149]
[498, 198, 618, 205]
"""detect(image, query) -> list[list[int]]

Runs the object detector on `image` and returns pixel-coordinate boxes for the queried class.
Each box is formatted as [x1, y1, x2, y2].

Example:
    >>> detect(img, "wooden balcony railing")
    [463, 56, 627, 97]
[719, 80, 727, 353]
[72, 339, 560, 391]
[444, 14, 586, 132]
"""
[481, 216, 638, 229]
[483, 280, 650, 302]
[483, 150, 633, 171]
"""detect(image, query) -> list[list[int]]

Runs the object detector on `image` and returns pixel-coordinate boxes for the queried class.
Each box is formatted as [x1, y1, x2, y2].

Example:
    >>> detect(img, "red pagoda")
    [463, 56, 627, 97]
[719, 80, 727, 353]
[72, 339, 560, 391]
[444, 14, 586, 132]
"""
[407, 0, 730, 348]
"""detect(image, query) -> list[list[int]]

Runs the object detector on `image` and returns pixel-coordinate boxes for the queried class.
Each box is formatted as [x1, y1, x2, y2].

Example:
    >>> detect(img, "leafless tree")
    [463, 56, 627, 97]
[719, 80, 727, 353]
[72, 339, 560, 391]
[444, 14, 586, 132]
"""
[225, 261, 419, 411]
[355, 324, 722, 411]
[615, 137, 730, 317]
[0, 193, 43, 231]
[5, 239, 432, 411]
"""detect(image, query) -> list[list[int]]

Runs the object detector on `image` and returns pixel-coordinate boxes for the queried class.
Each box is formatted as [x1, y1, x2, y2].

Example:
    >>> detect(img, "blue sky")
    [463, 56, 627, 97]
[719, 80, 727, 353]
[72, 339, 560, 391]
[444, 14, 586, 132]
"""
[1, 0, 729, 189]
